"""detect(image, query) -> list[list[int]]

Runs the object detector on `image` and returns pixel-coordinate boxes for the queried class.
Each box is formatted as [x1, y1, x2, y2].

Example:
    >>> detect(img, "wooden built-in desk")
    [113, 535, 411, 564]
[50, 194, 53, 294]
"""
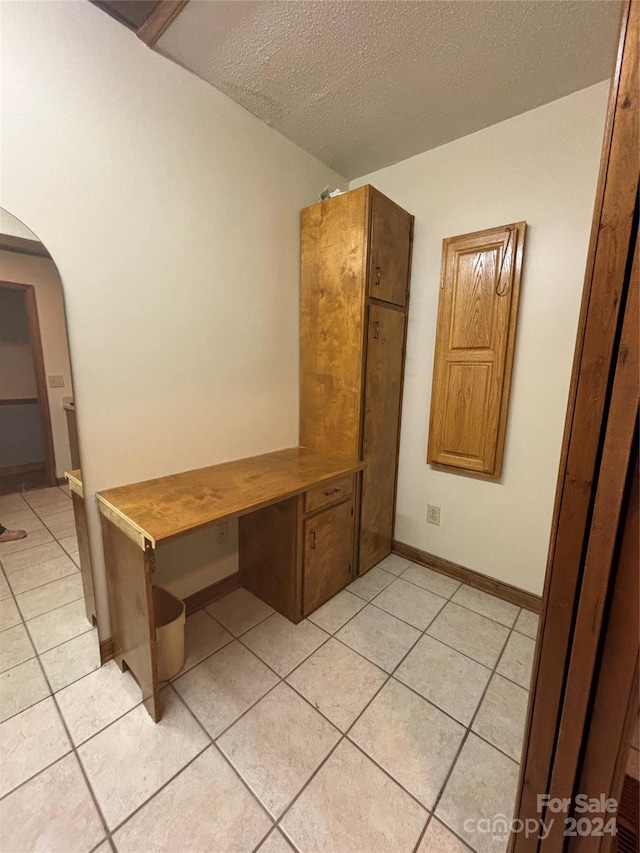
[96, 447, 363, 721]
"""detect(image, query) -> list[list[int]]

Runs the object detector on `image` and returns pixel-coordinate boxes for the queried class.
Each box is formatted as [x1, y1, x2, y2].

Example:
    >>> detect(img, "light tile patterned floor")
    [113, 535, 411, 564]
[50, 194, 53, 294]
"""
[0, 487, 539, 853]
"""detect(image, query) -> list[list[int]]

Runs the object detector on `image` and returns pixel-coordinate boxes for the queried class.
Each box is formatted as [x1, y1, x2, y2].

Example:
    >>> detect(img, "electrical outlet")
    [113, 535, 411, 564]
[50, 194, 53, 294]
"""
[427, 504, 441, 526]
[216, 522, 229, 545]
[48, 375, 64, 388]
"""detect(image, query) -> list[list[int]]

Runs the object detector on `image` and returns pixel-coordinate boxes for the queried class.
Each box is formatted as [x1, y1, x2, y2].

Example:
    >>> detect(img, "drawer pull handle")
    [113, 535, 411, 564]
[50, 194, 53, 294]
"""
[324, 488, 341, 496]
[375, 265, 381, 286]
[311, 530, 317, 550]
[373, 321, 380, 340]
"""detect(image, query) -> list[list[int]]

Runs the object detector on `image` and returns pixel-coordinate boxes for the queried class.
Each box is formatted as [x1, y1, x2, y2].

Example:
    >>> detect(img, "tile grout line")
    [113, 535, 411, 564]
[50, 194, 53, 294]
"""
[92, 609, 332, 849]
[1, 554, 79, 584]
[11, 558, 530, 716]
[350, 565, 526, 632]
[250, 826, 298, 853]
[1, 520, 534, 851]
[9, 609, 291, 782]
[274, 592, 449, 846]
[102, 683, 283, 847]
[342, 589, 470, 848]
[21, 603, 113, 843]
[106, 741, 214, 841]
[385, 670, 526, 765]
[2, 589, 525, 831]
[420, 617, 523, 852]
[0, 563, 40, 707]
[168, 681, 283, 830]
[0, 536, 114, 852]
[0, 493, 73, 560]
[170, 614, 380, 850]
[4, 565, 82, 597]
[296, 576, 526, 853]
[353, 581, 535, 684]
[0, 748, 77, 804]
[0, 535, 60, 560]
[15, 623, 95, 661]
[14, 589, 88, 625]
[0, 488, 72, 554]
[276, 736, 346, 851]
[227, 582, 532, 753]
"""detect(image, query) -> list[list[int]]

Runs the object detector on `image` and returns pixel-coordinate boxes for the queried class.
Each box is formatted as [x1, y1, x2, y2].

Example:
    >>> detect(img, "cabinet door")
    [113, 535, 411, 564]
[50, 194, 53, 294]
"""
[427, 222, 526, 478]
[300, 188, 368, 459]
[360, 304, 406, 573]
[368, 190, 412, 308]
[304, 500, 354, 615]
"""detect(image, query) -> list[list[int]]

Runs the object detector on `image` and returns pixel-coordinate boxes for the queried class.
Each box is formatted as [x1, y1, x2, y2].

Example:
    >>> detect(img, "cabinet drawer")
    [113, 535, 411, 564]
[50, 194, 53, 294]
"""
[304, 474, 354, 515]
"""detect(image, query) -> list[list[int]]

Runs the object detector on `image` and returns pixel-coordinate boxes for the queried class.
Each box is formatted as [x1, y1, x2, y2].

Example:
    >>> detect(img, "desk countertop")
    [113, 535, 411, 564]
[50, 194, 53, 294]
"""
[65, 469, 83, 498]
[96, 446, 363, 548]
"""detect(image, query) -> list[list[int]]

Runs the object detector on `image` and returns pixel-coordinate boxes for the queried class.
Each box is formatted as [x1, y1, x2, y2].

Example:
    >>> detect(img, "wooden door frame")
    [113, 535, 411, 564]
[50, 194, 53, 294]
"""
[511, 1, 638, 850]
[0, 280, 57, 487]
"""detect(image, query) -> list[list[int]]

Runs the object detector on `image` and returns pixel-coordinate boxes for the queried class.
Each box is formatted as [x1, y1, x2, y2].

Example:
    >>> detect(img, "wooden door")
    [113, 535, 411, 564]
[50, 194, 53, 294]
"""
[368, 189, 412, 308]
[427, 223, 526, 478]
[303, 499, 354, 615]
[359, 304, 406, 573]
[0, 281, 57, 488]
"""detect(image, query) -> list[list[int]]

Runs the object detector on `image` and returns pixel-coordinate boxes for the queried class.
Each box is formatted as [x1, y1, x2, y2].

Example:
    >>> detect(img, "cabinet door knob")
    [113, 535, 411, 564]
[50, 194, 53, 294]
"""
[373, 320, 380, 340]
[375, 265, 381, 286]
[311, 530, 317, 550]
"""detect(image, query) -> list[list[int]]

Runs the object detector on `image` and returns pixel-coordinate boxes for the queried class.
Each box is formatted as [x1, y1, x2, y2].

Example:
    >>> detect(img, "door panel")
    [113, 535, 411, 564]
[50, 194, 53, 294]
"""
[359, 304, 406, 573]
[304, 500, 354, 615]
[368, 190, 412, 308]
[427, 223, 526, 478]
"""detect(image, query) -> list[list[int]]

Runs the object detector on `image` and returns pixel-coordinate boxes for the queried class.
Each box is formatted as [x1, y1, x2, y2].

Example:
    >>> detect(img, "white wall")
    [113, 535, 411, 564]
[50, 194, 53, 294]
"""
[1, 1, 345, 635]
[351, 82, 608, 595]
[0, 251, 74, 476]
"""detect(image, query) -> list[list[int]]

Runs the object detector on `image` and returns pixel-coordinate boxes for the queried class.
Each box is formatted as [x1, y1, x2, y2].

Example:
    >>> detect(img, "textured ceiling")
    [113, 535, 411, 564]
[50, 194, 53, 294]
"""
[156, 0, 620, 179]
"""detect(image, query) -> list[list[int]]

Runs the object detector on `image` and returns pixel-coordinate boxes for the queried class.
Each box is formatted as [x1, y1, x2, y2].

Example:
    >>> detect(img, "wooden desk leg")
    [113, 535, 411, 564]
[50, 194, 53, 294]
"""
[71, 491, 96, 625]
[100, 515, 161, 722]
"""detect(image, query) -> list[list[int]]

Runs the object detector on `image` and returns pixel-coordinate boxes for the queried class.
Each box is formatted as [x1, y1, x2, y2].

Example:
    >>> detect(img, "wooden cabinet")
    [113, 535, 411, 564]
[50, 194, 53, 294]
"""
[239, 474, 356, 622]
[300, 185, 413, 575]
[427, 223, 526, 478]
[303, 498, 354, 615]
[368, 191, 412, 308]
[360, 304, 407, 569]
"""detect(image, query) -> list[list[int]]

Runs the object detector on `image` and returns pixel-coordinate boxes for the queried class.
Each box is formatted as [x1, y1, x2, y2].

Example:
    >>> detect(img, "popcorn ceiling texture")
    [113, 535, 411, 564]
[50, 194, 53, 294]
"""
[157, 0, 619, 178]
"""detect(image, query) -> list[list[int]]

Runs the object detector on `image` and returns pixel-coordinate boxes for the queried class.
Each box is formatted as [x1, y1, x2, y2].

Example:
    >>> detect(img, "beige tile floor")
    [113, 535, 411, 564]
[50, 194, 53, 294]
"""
[0, 491, 538, 853]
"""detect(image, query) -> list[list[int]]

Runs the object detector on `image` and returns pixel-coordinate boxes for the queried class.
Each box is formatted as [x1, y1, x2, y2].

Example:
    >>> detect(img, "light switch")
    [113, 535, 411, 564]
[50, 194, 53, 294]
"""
[48, 375, 65, 388]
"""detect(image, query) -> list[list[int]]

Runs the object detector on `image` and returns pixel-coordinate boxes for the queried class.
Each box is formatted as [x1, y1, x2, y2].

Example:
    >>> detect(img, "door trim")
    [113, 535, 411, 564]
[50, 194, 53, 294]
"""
[0, 281, 57, 487]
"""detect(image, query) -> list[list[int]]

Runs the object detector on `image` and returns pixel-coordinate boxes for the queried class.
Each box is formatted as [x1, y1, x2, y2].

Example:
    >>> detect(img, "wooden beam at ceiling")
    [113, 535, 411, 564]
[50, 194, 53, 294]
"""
[136, 0, 189, 47]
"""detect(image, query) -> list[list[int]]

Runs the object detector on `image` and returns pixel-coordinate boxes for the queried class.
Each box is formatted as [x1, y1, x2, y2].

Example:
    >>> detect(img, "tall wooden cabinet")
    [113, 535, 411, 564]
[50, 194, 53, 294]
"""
[300, 185, 413, 575]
